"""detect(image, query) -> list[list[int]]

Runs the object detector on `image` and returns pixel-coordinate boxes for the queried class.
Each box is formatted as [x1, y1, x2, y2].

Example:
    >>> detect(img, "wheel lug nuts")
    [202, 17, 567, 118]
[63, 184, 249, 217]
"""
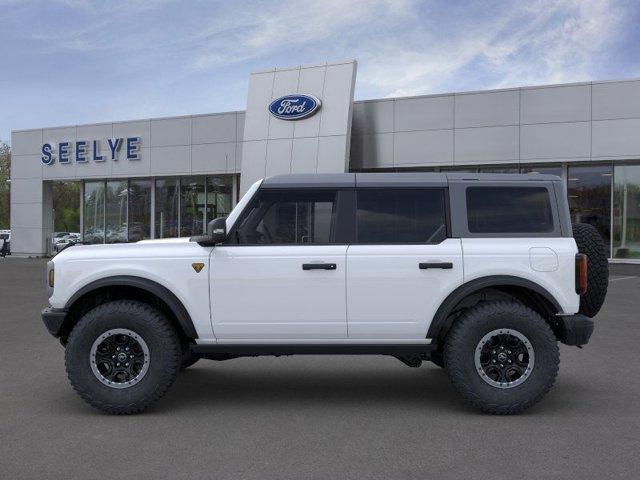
[507, 350, 511, 354]
[126, 347, 129, 351]
[130, 355, 134, 358]
[116, 363, 120, 366]
[492, 359, 496, 363]
[500, 364, 504, 368]
[126, 363, 129, 367]
[500, 346, 504, 350]
[492, 350, 496, 354]
[112, 355, 115, 359]
[117, 347, 120, 351]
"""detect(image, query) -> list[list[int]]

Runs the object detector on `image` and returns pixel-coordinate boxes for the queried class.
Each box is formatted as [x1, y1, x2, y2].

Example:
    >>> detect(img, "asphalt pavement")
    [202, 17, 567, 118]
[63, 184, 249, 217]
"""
[1, 257, 639, 479]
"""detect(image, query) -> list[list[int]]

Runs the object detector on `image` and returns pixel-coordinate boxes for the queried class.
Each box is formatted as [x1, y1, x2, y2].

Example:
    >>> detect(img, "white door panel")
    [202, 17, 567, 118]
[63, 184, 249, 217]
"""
[346, 239, 463, 339]
[211, 245, 348, 339]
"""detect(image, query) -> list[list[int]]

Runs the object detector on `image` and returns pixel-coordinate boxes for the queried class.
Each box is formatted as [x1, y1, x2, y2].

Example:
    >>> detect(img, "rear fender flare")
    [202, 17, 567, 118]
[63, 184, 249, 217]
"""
[427, 275, 562, 340]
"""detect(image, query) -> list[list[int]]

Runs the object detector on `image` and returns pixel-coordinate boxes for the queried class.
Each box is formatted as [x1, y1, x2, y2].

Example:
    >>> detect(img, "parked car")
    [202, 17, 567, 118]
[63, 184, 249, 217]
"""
[52, 232, 71, 249]
[41, 173, 608, 414]
[53, 233, 81, 253]
[0, 229, 10, 257]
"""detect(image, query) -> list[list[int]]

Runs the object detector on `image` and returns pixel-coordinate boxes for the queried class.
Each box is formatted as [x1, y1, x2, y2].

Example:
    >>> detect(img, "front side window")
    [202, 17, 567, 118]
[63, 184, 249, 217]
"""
[235, 190, 337, 245]
[356, 189, 447, 243]
[466, 186, 554, 233]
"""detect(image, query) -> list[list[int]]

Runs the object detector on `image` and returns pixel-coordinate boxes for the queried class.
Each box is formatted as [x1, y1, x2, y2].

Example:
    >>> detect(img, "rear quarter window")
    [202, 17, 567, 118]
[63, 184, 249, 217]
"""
[466, 186, 554, 233]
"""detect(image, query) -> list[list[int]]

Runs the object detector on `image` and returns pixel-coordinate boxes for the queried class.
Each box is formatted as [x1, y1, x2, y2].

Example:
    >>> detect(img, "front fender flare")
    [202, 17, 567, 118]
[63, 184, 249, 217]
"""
[65, 275, 198, 339]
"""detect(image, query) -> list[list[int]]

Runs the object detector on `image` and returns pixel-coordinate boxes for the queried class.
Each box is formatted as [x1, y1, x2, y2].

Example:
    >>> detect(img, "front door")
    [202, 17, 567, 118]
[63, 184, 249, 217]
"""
[210, 188, 348, 340]
[346, 188, 463, 339]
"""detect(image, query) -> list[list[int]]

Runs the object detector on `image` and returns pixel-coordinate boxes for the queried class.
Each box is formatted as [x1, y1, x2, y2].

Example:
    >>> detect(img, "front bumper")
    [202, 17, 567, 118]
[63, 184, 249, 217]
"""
[41, 307, 68, 337]
[556, 314, 594, 346]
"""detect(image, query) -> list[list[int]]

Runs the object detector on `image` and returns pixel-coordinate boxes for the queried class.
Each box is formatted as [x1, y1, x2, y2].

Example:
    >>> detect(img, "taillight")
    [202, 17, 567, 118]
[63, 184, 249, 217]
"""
[575, 253, 588, 295]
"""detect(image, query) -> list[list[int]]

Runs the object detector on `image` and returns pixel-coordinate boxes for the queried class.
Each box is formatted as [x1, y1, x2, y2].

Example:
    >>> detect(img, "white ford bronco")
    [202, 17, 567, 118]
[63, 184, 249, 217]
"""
[42, 173, 608, 414]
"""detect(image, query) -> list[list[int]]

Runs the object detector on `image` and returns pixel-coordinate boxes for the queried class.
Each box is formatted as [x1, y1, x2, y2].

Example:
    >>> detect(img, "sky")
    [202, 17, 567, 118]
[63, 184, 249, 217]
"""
[1, 0, 639, 144]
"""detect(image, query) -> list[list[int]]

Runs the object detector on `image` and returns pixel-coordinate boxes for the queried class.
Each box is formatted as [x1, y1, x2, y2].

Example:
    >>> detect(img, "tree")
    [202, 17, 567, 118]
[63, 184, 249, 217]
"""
[52, 181, 80, 232]
[0, 142, 10, 229]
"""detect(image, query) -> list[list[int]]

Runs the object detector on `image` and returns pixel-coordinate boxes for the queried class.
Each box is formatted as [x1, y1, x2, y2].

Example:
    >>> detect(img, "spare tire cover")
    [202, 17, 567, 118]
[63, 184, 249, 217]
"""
[572, 223, 609, 317]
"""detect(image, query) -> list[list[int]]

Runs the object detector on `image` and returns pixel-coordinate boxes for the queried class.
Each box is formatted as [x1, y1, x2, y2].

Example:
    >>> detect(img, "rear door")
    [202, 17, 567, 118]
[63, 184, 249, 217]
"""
[346, 188, 463, 339]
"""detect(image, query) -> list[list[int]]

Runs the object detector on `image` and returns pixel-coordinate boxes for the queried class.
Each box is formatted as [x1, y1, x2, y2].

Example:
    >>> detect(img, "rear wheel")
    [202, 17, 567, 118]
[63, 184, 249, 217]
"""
[65, 300, 181, 414]
[444, 301, 559, 414]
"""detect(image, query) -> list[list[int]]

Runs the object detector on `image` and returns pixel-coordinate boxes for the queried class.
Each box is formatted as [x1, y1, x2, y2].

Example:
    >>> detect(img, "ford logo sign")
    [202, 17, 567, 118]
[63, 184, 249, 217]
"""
[268, 94, 321, 120]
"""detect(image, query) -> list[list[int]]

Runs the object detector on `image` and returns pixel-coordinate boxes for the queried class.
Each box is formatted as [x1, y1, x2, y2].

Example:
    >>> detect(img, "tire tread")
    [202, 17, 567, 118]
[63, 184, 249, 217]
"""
[65, 300, 181, 415]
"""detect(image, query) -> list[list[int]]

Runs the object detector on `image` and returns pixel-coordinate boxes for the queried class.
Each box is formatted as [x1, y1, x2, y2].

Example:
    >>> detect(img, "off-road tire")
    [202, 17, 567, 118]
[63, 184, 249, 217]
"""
[430, 351, 444, 368]
[444, 301, 559, 414]
[65, 300, 181, 414]
[180, 348, 200, 370]
[572, 222, 609, 317]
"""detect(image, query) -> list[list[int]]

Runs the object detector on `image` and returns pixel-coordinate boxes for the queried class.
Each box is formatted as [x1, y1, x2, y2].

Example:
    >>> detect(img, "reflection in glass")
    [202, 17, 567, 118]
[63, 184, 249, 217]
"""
[128, 179, 151, 242]
[83, 181, 105, 244]
[52, 181, 81, 233]
[477, 166, 519, 173]
[105, 180, 128, 243]
[613, 165, 640, 259]
[206, 176, 234, 222]
[155, 178, 179, 238]
[520, 165, 562, 177]
[567, 164, 612, 246]
[180, 176, 206, 237]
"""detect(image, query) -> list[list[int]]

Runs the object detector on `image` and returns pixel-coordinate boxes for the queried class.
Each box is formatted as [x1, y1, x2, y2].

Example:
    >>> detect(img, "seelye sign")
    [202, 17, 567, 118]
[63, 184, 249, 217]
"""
[268, 94, 321, 120]
[41, 137, 141, 165]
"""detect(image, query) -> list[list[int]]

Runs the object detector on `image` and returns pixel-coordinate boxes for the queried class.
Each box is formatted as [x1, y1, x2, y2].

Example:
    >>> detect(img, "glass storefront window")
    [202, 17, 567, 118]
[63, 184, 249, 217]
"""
[477, 165, 519, 173]
[128, 179, 151, 242]
[568, 164, 612, 247]
[439, 167, 478, 173]
[52, 181, 80, 233]
[155, 178, 179, 238]
[206, 176, 234, 221]
[520, 165, 562, 177]
[180, 176, 206, 237]
[613, 165, 640, 259]
[105, 180, 128, 244]
[83, 181, 105, 244]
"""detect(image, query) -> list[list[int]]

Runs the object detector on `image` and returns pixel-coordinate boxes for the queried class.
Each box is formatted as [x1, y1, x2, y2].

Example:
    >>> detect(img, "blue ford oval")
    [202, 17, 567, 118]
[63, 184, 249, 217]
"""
[268, 94, 321, 120]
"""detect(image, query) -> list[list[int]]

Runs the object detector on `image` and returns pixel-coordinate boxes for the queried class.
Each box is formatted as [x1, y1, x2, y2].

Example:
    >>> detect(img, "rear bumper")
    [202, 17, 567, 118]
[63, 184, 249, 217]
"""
[556, 314, 594, 346]
[41, 307, 67, 337]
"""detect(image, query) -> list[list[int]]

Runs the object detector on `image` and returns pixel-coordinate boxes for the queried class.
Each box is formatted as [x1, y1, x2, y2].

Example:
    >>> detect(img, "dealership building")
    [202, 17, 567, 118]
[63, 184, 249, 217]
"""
[10, 59, 640, 261]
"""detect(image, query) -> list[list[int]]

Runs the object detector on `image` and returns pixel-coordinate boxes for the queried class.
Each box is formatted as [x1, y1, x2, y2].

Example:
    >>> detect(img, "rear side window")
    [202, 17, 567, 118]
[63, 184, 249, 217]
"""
[466, 187, 554, 233]
[356, 189, 447, 243]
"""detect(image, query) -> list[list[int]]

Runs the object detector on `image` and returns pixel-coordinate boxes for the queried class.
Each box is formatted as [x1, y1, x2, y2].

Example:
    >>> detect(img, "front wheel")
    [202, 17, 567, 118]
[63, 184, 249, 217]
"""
[65, 300, 182, 414]
[443, 301, 559, 414]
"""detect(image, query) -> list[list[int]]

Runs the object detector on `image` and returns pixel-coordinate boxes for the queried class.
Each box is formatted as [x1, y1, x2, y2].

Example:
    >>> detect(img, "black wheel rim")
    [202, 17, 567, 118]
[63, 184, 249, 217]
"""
[474, 329, 534, 389]
[90, 329, 150, 389]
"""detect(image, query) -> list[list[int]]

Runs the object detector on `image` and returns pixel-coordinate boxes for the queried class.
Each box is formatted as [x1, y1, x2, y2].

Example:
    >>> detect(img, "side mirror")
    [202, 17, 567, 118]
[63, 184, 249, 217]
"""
[191, 217, 227, 246]
[207, 217, 227, 243]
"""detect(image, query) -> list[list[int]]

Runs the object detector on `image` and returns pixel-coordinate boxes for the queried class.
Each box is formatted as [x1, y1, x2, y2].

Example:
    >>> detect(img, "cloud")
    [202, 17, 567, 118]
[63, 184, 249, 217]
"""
[189, 0, 413, 70]
[355, 0, 629, 98]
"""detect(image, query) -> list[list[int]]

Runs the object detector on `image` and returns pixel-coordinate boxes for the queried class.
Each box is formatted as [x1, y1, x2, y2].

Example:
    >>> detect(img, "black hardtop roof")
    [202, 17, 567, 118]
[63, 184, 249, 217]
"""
[261, 172, 562, 188]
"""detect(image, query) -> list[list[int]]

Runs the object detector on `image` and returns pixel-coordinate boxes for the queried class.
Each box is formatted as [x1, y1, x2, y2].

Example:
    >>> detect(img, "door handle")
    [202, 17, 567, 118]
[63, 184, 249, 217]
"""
[419, 262, 453, 270]
[302, 263, 337, 271]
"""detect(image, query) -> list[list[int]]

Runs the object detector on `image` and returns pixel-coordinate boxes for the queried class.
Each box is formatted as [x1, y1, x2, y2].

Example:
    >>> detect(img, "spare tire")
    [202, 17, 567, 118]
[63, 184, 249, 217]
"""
[572, 223, 609, 317]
